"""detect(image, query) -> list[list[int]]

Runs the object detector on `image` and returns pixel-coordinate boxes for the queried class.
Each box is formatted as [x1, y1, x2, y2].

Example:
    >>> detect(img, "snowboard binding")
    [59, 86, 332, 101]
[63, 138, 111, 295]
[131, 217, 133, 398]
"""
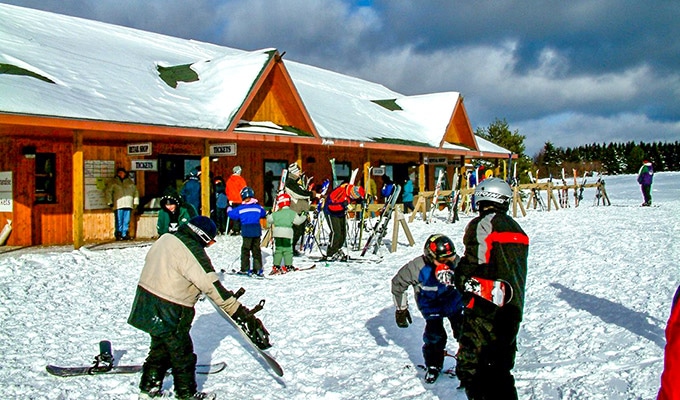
[89, 340, 114, 374]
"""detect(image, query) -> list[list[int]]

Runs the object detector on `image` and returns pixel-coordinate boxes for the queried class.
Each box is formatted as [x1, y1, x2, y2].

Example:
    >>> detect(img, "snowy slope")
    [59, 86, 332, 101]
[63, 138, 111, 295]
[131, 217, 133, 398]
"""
[0, 172, 678, 399]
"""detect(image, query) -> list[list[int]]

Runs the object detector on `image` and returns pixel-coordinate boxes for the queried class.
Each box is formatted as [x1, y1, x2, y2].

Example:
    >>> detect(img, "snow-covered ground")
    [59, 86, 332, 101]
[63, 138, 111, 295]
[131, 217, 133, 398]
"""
[1, 172, 678, 399]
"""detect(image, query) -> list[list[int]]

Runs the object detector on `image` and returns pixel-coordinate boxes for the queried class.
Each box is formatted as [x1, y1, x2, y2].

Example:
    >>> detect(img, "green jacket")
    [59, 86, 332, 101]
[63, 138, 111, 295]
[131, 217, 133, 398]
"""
[266, 206, 306, 239]
[156, 206, 193, 235]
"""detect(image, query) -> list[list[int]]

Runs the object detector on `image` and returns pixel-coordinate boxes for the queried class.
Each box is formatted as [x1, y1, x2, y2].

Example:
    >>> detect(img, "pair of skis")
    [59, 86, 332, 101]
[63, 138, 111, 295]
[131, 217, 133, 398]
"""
[360, 184, 402, 256]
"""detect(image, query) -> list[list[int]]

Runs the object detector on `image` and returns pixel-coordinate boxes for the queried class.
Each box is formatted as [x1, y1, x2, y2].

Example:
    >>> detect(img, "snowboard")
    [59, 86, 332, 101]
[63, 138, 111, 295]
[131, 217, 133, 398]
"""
[207, 298, 284, 377]
[46, 362, 226, 377]
[46, 340, 226, 377]
[464, 276, 513, 307]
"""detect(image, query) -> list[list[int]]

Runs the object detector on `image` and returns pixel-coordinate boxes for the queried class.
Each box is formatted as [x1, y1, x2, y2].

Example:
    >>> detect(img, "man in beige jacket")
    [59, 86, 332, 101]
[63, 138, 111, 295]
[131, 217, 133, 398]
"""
[128, 216, 268, 400]
[105, 167, 139, 240]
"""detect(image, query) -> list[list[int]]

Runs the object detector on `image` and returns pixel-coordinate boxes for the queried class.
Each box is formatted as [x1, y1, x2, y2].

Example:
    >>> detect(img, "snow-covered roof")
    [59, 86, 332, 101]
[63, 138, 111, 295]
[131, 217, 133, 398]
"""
[0, 3, 510, 154]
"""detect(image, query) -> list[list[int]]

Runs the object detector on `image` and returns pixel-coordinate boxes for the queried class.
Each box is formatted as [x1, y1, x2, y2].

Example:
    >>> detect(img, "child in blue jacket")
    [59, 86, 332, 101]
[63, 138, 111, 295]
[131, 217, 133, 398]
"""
[228, 187, 266, 276]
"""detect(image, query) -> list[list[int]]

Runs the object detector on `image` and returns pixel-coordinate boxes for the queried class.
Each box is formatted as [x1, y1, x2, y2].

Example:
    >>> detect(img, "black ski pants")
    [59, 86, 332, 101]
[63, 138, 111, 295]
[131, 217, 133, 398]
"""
[456, 306, 520, 400]
[140, 312, 197, 398]
[325, 213, 346, 258]
[241, 236, 263, 273]
[422, 315, 460, 369]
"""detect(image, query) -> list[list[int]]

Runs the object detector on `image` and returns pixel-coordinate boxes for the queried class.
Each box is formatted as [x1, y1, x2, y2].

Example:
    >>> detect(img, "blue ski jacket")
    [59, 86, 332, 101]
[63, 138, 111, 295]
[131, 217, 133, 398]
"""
[228, 201, 266, 238]
[391, 255, 464, 319]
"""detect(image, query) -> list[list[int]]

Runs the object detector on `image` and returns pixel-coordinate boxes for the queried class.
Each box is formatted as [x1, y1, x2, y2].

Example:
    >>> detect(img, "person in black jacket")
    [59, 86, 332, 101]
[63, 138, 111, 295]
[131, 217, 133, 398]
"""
[128, 216, 269, 400]
[453, 178, 529, 400]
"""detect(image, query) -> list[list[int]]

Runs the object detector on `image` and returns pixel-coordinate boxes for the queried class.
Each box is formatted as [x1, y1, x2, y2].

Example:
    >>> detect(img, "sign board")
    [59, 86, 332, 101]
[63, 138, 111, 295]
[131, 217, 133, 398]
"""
[424, 157, 447, 165]
[447, 157, 463, 167]
[127, 142, 152, 156]
[84, 160, 115, 210]
[131, 159, 158, 171]
[210, 143, 237, 157]
[0, 171, 12, 212]
[372, 167, 385, 176]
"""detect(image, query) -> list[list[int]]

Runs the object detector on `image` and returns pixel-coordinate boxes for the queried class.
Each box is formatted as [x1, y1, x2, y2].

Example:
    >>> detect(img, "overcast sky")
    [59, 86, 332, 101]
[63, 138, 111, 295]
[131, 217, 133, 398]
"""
[4, 0, 679, 155]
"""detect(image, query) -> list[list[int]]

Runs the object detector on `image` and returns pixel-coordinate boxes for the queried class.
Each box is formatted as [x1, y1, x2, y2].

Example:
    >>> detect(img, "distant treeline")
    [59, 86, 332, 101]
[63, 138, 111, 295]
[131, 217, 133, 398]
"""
[533, 140, 680, 175]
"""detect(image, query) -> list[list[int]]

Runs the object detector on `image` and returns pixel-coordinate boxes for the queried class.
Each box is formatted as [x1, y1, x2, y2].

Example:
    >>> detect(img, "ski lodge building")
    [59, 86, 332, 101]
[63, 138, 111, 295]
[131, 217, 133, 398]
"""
[0, 4, 512, 248]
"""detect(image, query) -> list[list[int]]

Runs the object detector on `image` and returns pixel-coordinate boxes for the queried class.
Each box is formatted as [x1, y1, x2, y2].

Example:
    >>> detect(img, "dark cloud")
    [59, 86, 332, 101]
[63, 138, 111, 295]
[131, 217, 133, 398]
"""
[3, 0, 679, 155]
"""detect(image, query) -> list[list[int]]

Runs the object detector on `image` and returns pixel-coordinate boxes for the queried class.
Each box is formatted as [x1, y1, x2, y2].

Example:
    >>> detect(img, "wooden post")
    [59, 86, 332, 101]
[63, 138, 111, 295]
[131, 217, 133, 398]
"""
[201, 140, 211, 217]
[72, 130, 84, 249]
[391, 206, 415, 252]
[409, 194, 428, 223]
[512, 186, 526, 218]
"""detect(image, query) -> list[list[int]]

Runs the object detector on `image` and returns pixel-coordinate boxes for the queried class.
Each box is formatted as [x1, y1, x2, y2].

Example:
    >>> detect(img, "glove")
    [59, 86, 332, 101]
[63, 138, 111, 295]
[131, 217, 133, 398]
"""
[395, 309, 412, 328]
[232, 305, 272, 350]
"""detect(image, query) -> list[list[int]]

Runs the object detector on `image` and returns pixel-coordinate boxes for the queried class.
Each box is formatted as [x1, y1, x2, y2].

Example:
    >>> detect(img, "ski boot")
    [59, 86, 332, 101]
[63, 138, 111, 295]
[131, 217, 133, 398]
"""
[424, 366, 440, 384]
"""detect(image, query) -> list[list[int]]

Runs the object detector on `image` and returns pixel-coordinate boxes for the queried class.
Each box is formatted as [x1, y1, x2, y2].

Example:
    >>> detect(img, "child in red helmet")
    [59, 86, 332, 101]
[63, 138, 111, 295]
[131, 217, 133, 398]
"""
[266, 193, 307, 274]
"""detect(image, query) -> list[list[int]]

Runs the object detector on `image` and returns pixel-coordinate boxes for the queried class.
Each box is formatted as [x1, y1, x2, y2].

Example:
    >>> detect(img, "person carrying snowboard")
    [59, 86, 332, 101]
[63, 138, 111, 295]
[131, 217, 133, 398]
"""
[128, 216, 269, 400]
[391, 234, 464, 384]
[453, 178, 529, 400]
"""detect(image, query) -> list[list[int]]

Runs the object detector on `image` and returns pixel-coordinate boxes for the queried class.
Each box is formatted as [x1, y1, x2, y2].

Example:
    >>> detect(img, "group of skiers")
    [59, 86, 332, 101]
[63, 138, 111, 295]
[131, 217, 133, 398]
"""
[392, 177, 529, 399]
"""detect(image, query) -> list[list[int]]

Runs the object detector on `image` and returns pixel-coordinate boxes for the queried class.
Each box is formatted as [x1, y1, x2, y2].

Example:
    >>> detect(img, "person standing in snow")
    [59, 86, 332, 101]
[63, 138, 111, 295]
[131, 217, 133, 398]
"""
[284, 162, 314, 255]
[180, 167, 202, 216]
[322, 183, 364, 261]
[104, 167, 139, 240]
[226, 165, 247, 235]
[658, 284, 680, 399]
[212, 176, 228, 235]
[401, 177, 415, 213]
[391, 234, 465, 384]
[266, 193, 307, 274]
[228, 186, 266, 276]
[156, 194, 193, 236]
[128, 216, 269, 400]
[453, 177, 529, 400]
[637, 160, 654, 206]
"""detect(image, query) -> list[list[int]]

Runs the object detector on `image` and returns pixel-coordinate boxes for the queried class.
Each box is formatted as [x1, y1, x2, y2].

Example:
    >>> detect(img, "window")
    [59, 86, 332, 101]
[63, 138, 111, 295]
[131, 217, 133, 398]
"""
[35, 153, 56, 204]
[264, 160, 287, 208]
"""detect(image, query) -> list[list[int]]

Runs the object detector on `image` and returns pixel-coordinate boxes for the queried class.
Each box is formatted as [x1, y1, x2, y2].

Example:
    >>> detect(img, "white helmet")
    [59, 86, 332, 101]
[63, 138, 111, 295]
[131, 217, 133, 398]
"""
[474, 177, 512, 209]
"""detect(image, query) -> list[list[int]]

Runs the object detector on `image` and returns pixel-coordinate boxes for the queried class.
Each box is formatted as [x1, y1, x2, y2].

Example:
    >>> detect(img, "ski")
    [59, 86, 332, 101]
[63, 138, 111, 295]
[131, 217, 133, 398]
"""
[223, 269, 272, 280]
[426, 169, 445, 223]
[302, 178, 330, 254]
[360, 185, 401, 256]
[446, 168, 460, 223]
[207, 297, 284, 377]
[261, 168, 289, 247]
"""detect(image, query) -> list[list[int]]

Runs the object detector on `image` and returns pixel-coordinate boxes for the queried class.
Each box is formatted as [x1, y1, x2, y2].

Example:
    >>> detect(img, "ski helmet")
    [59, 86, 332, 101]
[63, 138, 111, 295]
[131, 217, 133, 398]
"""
[232, 165, 242, 175]
[240, 186, 255, 201]
[423, 234, 456, 263]
[187, 216, 217, 246]
[474, 177, 512, 210]
[276, 193, 291, 208]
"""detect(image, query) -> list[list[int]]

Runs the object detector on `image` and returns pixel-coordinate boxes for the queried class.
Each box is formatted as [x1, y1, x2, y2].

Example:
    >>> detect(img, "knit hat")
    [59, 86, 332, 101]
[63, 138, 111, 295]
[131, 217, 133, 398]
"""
[347, 184, 365, 200]
[187, 216, 217, 245]
[276, 193, 291, 208]
[288, 163, 301, 177]
[232, 165, 242, 175]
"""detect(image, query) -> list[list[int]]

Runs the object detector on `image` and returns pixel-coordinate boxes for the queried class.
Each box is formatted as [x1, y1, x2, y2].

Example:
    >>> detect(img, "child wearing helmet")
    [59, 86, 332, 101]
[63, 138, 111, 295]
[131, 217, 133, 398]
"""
[227, 187, 267, 276]
[266, 193, 307, 274]
[453, 177, 529, 399]
[390, 234, 464, 384]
